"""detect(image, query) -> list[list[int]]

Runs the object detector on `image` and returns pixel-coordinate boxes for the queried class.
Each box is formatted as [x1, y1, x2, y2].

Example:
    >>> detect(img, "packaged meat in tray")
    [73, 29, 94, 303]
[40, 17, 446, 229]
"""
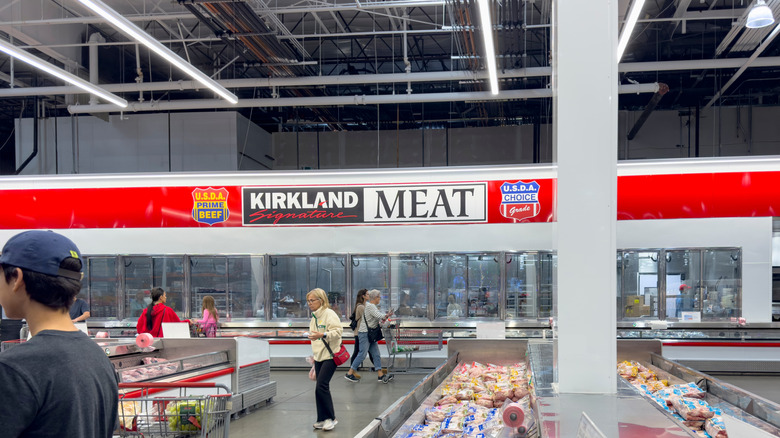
[669, 396, 719, 421]
[704, 416, 728, 438]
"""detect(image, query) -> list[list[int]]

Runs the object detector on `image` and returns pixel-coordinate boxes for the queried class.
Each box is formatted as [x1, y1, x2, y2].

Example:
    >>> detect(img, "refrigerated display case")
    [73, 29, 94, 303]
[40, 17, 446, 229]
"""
[104, 337, 275, 414]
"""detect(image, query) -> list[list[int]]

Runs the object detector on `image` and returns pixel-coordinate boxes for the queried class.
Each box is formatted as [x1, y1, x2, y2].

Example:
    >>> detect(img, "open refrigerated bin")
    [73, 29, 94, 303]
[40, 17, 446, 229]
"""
[357, 339, 780, 438]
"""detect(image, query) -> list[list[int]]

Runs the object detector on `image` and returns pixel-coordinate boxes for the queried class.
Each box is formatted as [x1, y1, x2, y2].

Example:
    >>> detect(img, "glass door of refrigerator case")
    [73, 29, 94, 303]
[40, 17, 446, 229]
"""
[351, 255, 390, 314]
[506, 253, 539, 319]
[617, 251, 660, 319]
[190, 256, 228, 320]
[434, 254, 467, 318]
[702, 249, 741, 320]
[309, 256, 347, 320]
[665, 250, 702, 319]
[153, 257, 185, 318]
[228, 256, 265, 320]
[538, 252, 555, 318]
[390, 254, 430, 319]
[466, 254, 500, 318]
[269, 256, 309, 319]
[88, 257, 119, 319]
[124, 256, 152, 319]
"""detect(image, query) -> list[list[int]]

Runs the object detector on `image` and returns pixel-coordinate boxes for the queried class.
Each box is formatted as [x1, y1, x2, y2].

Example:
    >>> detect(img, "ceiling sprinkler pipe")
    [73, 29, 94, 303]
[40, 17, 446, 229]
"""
[67, 83, 658, 114]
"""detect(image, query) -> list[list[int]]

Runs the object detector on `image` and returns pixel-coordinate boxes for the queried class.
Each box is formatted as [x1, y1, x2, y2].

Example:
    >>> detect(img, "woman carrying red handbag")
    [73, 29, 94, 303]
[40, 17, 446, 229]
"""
[306, 288, 343, 432]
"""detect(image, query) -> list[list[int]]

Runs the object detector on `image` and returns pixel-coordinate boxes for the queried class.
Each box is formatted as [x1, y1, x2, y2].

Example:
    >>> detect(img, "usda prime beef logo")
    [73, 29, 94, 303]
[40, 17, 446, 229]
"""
[242, 187, 362, 225]
[192, 187, 230, 225]
[499, 181, 540, 222]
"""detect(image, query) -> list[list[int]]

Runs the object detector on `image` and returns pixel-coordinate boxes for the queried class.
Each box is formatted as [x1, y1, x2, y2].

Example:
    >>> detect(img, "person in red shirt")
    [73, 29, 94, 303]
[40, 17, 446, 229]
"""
[136, 287, 181, 337]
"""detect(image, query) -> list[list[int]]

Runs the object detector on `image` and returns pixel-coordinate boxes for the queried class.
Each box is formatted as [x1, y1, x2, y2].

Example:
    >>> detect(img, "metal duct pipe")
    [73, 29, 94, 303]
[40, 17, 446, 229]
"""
[68, 83, 658, 114]
[0, 68, 552, 97]
[627, 83, 669, 140]
[88, 33, 105, 105]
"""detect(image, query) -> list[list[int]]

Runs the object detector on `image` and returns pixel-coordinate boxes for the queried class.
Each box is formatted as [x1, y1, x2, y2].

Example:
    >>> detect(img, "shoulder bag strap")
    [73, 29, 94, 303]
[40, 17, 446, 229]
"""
[315, 313, 336, 358]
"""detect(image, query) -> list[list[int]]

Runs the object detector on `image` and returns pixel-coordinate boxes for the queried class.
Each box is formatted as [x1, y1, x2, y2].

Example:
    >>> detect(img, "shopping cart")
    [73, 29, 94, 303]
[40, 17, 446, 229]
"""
[117, 382, 232, 438]
[382, 322, 443, 373]
[0, 339, 26, 352]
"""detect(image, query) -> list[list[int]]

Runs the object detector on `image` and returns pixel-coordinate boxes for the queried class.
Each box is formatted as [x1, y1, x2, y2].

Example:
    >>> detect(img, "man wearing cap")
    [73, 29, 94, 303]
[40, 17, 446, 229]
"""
[0, 230, 119, 438]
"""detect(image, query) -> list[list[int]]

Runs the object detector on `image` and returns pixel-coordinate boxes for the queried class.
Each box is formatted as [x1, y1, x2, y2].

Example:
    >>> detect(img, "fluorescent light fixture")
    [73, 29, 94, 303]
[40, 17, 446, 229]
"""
[617, 0, 646, 61]
[77, 0, 239, 104]
[0, 38, 128, 108]
[747, 0, 775, 28]
[476, 0, 499, 95]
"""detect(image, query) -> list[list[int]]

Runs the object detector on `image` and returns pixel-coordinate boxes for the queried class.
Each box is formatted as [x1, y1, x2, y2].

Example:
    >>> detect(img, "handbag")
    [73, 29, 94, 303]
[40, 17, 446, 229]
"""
[349, 311, 358, 331]
[363, 313, 384, 343]
[321, 338, 350, 366]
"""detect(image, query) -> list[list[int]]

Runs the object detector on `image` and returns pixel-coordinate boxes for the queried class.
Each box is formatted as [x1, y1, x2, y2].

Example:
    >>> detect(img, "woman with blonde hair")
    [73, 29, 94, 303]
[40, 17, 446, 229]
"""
[197, 295, 219, 337]
[306, 288, 343, 431]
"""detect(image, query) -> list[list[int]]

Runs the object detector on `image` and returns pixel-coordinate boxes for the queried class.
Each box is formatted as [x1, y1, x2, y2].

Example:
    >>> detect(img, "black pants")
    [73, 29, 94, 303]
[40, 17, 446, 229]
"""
[349, 335, 378, 371]
[314, 359, 337, 422]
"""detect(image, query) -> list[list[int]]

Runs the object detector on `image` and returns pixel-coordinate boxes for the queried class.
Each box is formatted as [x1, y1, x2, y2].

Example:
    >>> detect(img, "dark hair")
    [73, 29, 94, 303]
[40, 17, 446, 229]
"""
[146, 287, 166, 331]
[353, 288, 368, 312]
[1, 257, 83, 311]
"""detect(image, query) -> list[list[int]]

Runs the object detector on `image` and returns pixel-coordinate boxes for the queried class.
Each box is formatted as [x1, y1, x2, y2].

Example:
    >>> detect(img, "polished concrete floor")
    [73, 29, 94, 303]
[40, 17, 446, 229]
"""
[229, 369, 426, 438]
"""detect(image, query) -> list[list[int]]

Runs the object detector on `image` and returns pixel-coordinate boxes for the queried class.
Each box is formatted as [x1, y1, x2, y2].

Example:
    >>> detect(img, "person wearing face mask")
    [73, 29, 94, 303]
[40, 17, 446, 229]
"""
[306, 288, 343, 432]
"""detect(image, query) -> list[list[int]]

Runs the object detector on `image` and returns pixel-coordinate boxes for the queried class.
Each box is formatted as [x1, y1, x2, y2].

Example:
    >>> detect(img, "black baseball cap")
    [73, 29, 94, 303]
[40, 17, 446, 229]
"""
[0, 230, 83, 280]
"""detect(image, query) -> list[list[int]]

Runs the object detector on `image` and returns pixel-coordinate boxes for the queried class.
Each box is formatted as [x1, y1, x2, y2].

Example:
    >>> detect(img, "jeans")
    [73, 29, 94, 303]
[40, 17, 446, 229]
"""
[350, 335, 378, 370]
[350, 331, 381, 372]
[314, 359, 337, 421]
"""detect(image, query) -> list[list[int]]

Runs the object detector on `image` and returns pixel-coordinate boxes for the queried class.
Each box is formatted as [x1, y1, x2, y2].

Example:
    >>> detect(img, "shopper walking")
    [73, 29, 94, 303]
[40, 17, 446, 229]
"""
[136, 287, 182, 337]
[307, 287, 343, 431]
[197, 295, 219, 337]
[0, 230, 118, 437]
[345, 289, 394, 384]
[348, 288, 379, 377]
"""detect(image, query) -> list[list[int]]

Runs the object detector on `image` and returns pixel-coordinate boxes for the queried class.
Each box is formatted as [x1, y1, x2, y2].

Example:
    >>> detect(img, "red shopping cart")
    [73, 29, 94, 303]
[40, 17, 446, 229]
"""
[117, 382, 231, 437]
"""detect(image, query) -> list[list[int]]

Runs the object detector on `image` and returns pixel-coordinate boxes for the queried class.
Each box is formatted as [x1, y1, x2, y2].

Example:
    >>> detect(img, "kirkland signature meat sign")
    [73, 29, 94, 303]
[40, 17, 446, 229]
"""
[242, 183, 487, 225]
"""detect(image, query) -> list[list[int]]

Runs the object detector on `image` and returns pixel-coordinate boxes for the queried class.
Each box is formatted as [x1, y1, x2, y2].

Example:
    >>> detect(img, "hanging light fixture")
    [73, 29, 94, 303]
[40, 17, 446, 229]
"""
[747, 0, 775, 29]
[0, 38, 127, 108]
[76, 0, 238, 104]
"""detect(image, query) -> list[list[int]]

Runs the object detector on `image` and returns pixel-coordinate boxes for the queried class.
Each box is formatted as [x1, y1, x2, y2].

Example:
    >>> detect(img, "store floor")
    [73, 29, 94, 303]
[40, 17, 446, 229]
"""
[229, 369, 427, 438]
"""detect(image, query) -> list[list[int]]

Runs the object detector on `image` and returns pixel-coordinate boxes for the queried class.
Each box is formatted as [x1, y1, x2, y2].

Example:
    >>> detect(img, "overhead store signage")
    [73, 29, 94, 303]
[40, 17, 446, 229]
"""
[2, 170, 780, 229]
[242, 183, 487, 225]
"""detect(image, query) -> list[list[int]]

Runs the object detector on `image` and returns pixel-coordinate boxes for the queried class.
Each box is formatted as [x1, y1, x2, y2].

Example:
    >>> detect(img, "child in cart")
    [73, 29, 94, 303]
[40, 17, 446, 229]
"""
[0, 230, 119, 437]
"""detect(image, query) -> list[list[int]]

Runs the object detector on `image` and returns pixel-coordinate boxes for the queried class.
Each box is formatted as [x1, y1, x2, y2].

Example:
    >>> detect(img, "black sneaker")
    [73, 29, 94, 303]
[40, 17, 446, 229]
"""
[381, 373, 394, 384]
[344, 374, 360, 383]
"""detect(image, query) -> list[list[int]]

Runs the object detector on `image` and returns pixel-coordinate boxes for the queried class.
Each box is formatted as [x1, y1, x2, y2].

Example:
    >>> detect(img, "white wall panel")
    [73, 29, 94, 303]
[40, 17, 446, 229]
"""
[169, 113, 237, 171]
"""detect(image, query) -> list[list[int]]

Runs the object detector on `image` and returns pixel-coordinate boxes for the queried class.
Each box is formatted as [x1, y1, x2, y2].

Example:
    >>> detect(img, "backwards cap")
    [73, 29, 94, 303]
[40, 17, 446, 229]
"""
[0, 230, 82, 280]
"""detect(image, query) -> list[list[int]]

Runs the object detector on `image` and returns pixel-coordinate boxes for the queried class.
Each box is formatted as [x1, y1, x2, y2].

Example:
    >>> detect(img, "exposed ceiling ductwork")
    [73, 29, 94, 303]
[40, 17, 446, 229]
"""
[0, 0, 780, 131]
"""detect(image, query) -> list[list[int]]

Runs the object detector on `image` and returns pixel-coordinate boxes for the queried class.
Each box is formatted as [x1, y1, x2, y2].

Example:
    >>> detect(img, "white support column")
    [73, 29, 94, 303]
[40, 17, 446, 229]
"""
[554, 0, 618, 394]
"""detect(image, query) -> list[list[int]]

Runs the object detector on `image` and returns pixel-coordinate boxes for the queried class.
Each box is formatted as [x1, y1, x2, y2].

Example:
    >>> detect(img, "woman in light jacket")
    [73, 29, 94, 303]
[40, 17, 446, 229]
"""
[307, 288, 343, 431]
[344, 289, 393, 383]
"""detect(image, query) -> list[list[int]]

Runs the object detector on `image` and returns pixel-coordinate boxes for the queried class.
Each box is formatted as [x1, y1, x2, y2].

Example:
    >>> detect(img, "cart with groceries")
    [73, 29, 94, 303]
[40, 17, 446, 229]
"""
[117, 382, 232, 438]
[382, 321, 443, 373]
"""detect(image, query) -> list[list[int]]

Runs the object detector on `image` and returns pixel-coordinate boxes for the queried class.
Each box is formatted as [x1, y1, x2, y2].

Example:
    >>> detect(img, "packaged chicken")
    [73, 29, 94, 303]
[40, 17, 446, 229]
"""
[439, 416, 465, 434]
[670, 397, 717, 421]
[704, 416, 728, 438]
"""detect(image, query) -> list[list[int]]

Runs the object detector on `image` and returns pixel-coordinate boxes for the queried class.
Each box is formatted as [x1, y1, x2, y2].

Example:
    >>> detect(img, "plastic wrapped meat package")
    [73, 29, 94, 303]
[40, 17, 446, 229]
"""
[705, 417, 728, 438]
[397, 361, 533, 438]
[669, 397, 718, 422]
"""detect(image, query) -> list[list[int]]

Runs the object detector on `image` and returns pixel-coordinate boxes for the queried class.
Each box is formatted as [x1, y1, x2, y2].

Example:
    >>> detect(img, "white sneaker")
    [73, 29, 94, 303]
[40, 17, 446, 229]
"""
[313, 420, 326, 429]
[323, 419, 338, 431]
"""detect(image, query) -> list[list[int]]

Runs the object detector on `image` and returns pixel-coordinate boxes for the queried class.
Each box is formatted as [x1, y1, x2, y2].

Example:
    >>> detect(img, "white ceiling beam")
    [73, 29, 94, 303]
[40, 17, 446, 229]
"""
[704, 22, 780, 109]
